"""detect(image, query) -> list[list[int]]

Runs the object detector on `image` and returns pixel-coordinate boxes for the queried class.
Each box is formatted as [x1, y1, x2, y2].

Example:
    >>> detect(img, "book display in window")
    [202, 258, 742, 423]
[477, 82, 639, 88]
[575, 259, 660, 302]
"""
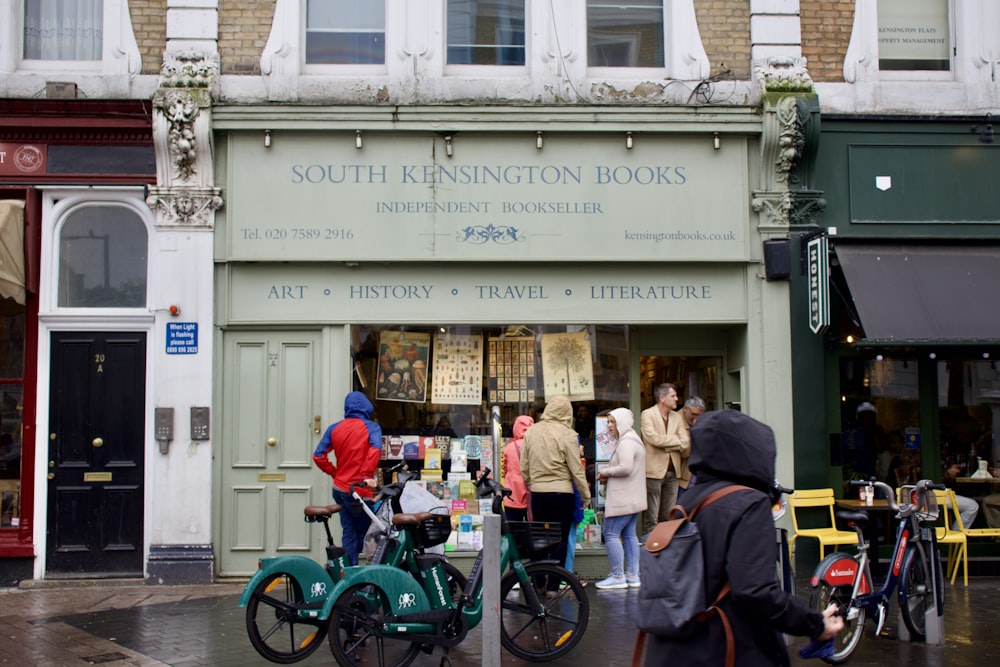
[487, 335, 537, 404]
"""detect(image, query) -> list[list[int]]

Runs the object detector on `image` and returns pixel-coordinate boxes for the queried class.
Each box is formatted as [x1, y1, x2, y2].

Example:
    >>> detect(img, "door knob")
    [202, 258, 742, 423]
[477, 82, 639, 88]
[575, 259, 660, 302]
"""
[48, 473, 54, 480]
[92, 437, 104, 448]
[267, 437, 277, 446]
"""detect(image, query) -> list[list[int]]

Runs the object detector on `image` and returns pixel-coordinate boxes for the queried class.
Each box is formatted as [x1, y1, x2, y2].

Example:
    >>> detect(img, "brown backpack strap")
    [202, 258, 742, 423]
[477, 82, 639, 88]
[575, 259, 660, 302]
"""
[631, 629, 647, 667]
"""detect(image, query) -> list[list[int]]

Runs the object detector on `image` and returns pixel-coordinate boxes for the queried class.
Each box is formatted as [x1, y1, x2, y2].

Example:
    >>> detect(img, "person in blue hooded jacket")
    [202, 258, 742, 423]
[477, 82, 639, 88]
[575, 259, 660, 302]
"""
[313, 391, 383, 565]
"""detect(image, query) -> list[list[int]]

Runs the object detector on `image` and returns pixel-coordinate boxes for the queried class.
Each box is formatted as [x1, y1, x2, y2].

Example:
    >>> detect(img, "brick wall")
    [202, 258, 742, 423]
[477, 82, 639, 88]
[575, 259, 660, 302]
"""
[219, 0, 276, 75]
[800, 0, 856, 83]
[130, 0, 167, 75]
[695, 0, 751, 80]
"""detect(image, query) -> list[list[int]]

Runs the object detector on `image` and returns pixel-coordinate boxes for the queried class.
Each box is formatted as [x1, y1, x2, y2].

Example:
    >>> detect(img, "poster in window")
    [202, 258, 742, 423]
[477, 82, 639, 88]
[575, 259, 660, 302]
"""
[376, 330, 430, 403]
[431, 333, 484, 405]
[595, 415, 614, 462]
[487, 335, 537, 404]
[540, 331, 594, 401]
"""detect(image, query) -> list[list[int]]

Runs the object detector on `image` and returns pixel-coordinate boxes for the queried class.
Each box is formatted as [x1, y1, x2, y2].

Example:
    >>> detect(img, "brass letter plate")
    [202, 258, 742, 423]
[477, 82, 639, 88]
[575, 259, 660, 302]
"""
[84, 472, 112, 482]
[258, 473, 286, 483]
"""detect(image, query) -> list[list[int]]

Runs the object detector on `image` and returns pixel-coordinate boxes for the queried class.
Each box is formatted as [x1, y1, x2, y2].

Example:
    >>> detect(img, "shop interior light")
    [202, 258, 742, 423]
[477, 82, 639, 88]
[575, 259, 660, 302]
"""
[264, 129, 271, 148]
[536, 131, 543, 149]
[845, 334, 854, 344]
[445, 134, 454, 157]
[929, 352, 937, 359]
[626, 132, 633, 149]
[355, 130, 363, 149]
[713, 132, 721, 150]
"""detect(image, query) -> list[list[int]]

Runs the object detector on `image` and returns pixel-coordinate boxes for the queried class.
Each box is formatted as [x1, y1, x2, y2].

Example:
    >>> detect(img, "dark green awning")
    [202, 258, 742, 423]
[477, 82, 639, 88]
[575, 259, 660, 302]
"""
[835, 244, 1000, 344]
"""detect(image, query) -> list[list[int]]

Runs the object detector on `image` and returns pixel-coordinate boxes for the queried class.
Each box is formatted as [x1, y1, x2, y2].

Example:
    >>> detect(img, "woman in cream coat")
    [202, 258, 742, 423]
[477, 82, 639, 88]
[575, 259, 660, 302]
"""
[595, 407, 647, 589]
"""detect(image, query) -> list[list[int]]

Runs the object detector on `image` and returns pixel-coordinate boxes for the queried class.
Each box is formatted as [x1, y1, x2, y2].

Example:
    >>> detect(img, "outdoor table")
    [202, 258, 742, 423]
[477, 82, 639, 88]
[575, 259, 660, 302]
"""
[835, 498, 896, 581]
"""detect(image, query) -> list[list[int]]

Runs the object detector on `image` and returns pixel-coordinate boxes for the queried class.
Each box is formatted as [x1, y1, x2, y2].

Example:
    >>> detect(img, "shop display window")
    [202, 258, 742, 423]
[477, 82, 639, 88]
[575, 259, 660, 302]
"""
[0, 299, 24, 529]
[351, 323, 628, 551]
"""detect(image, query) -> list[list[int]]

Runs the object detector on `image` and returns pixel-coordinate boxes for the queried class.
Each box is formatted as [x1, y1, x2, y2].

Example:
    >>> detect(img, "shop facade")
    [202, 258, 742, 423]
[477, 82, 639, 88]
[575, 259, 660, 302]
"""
[210, 102, 807, 574]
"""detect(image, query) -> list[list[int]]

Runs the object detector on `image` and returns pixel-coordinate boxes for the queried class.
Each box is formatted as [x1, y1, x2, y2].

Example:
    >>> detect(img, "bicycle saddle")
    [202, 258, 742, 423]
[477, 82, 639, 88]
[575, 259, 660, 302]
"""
[835, 510, 870, 525]
[392, 511, 437, 526]
[303, 504, 341, 518]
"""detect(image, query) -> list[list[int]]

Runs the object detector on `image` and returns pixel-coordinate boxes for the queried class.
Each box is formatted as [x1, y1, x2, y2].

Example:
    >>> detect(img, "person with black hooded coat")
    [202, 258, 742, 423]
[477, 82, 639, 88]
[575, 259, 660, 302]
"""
[640, 410, 842, 667]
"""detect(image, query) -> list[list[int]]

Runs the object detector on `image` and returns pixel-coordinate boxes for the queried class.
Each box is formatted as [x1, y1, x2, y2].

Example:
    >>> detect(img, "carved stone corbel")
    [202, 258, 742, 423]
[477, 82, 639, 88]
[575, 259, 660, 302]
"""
[148, 51, 223, 228]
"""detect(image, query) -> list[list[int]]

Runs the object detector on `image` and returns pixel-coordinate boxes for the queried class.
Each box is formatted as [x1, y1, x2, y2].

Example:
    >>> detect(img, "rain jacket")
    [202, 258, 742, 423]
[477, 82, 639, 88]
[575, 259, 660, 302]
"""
[602, 407, 646, 518]
[312, 392, 383, 498]
[521, 395, 591, 506]
[502, 415, 534, 510]
[642, 410, 825, 667]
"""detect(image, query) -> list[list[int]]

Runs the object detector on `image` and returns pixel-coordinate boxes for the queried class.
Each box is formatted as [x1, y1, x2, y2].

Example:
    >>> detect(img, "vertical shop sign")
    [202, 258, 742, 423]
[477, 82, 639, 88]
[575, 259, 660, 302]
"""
[807, 236, 830, 334]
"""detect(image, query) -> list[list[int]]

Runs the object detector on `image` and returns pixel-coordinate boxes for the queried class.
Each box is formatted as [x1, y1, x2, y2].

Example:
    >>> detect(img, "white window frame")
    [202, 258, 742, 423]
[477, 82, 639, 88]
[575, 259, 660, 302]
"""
[584, 0, 709, 81]
[0, 0, 140, 75]
[39, 188, 153, 316]
[443, 0, 528, 76]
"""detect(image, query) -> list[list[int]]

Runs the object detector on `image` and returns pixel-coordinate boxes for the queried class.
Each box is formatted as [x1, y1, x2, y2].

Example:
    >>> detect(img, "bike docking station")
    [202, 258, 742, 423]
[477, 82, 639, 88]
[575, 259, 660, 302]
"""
[897, 525, 946, 645]
[482, 512, 502, 666]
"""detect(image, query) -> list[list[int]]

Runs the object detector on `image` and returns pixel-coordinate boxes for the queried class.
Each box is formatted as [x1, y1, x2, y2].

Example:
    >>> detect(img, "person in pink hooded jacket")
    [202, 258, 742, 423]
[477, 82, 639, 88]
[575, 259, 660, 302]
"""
[502, 415, 534, 521]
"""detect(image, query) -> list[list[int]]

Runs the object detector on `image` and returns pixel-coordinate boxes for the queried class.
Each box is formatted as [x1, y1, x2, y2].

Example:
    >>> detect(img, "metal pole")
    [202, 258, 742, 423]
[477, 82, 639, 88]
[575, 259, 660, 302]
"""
[481, 512, 502, 666]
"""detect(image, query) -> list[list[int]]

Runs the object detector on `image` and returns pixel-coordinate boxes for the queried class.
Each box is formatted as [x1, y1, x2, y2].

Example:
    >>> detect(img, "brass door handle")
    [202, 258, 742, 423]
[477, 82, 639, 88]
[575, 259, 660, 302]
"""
[92, 437, 104, 448]
[267, 437, 277, 447]
[48, 473, 55, 480]
[314, 415, 322, 434]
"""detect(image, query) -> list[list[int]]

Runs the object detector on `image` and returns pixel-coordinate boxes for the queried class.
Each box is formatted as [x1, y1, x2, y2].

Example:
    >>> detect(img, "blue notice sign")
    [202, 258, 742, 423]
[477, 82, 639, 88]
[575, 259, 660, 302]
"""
[166, 322, 198, 354]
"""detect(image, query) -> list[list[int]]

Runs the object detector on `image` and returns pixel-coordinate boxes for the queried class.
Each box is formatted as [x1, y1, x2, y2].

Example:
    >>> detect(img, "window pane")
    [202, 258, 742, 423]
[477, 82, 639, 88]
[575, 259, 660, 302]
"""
[447, 0, 525, 66]
[877, 0, 950, 71]
[306, 0, 385, 64]
[23, 0, 103, 61]
[58, 205, 147, 307]
[587, 1, 663, 67]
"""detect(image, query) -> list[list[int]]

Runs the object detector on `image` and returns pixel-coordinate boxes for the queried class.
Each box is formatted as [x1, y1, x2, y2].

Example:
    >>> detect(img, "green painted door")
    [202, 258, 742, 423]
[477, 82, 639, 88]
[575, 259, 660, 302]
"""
[219, 331, 327, 576]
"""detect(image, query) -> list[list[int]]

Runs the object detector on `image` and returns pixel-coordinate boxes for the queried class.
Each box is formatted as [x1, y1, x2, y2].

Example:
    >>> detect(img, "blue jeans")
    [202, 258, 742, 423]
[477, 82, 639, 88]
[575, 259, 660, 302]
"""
[603, 512, 639, 578]
[333, 488, 372, 566]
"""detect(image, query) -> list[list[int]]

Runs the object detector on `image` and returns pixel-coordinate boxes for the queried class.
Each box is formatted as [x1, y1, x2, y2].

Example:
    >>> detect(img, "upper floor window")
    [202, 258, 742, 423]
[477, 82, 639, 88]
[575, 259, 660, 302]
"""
[23, 0, 102, 61]
[305, 0, 385, 65]
[587, 0, 664, 68]
[447, 0, 525, 66]
[877, 0, 950, 72]
[57, 204, 147, 308]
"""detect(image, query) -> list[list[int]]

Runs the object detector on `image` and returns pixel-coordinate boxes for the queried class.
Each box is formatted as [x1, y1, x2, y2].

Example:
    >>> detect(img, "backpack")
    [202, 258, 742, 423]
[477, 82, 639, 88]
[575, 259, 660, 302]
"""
[632, 485, 751, 667]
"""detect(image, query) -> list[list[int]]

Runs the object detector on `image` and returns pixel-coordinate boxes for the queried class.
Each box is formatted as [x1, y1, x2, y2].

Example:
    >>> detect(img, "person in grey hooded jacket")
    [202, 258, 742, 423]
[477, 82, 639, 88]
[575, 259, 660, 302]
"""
[641, 410, 841, 667]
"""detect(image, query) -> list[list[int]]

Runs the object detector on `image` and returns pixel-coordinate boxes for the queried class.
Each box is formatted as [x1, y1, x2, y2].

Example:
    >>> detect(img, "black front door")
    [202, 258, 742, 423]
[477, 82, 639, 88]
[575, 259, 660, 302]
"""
[46, 332, 146, 575]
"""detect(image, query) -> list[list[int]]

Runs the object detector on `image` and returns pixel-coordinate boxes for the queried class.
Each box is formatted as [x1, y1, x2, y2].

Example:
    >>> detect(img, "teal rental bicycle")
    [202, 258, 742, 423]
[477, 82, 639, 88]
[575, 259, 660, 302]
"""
[326, 467, 590, 667]
[240, 464, 466, 664]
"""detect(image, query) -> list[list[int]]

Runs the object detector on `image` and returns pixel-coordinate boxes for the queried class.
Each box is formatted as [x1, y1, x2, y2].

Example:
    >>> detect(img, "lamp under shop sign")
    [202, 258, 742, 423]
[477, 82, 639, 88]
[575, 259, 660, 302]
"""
[807, 235, 830, 334]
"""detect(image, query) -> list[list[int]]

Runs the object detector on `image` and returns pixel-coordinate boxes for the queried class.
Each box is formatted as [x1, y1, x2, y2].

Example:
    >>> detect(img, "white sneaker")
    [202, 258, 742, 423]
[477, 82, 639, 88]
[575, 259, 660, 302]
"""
[626, 575, 641, 588]
[595, 575, 628, 590]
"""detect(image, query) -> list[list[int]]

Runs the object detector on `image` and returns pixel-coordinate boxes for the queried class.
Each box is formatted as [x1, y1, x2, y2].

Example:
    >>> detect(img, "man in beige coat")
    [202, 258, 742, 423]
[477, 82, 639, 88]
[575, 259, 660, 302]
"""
[639, 383, 690, 537]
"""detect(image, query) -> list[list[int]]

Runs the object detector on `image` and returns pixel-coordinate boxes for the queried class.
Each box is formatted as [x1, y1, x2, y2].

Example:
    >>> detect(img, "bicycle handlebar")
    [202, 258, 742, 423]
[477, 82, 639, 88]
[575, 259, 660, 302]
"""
[849, 478, 947, 517]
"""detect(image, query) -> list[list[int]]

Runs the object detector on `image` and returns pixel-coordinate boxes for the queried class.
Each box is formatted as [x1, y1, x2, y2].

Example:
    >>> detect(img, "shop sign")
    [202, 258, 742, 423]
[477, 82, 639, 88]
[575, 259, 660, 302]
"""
[0, 143, 47, 176]
[807, 236, 829, 334]
[226, 134, 748, 262]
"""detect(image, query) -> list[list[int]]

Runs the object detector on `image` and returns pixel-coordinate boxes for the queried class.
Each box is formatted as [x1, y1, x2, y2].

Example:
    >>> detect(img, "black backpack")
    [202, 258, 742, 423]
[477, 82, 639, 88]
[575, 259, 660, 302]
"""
[632, 485, 751, 667]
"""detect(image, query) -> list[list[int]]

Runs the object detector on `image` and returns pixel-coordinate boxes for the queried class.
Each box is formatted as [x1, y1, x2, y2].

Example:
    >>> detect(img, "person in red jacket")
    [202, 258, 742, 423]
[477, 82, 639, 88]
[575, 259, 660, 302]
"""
[312, 391, 383, 565]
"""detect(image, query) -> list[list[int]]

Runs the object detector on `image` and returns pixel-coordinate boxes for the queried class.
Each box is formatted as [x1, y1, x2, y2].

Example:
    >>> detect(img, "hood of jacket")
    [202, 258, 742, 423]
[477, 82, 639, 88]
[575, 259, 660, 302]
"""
[344, 391, 375, 420]
[609, 407, 635, 437]
[539, 395, 573, 428]
[513, 415, 534, 440]
[688, 410, 775, 493]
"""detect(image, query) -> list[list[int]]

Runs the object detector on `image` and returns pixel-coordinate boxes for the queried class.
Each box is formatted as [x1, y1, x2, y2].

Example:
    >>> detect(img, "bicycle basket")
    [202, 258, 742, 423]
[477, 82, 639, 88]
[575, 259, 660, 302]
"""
[415, 513, 452, 548]
[508, 521, 562, 558]
[902, 484, 939, 522]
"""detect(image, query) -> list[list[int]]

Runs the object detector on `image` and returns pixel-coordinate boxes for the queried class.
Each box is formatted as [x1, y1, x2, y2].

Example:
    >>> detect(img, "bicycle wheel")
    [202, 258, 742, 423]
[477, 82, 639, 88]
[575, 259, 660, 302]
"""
[245, 572, 327, 664]
[327, 583, 421, 667]
[899, 543, 943, 641]
[809, 578, 865, 664]
[441, 560, 468, 603]
[500, 562, 590, 662]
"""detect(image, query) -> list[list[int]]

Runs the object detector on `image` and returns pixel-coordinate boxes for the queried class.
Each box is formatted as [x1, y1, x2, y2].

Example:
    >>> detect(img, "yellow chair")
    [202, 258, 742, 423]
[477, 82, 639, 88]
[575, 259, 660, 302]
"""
[948, 489, 1000, 579]
[788, 489, 858, 560]
[933, 490, 968, 586]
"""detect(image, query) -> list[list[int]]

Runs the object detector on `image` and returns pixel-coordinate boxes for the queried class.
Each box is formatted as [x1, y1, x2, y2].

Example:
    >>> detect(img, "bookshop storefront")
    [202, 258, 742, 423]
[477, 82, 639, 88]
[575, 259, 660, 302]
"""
[212, 118, 786, 576]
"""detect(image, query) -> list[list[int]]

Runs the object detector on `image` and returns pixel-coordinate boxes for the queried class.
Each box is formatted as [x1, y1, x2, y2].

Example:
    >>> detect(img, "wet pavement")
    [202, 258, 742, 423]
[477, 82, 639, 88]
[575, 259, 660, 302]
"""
[1, 573, 999, 666]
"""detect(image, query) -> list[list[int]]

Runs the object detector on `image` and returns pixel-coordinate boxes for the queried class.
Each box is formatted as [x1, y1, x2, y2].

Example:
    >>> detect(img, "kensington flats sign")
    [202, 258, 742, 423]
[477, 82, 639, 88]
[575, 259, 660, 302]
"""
[224, 133, 749, 262]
